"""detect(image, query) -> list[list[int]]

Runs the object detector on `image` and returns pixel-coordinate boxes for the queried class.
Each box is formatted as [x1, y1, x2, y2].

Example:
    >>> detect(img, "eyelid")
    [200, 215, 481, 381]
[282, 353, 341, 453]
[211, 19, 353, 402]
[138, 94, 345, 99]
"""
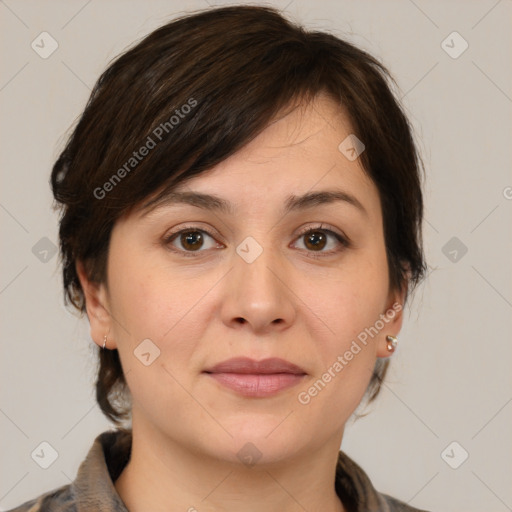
[294, 222, 349, 242]
[164, 224, 223, 243]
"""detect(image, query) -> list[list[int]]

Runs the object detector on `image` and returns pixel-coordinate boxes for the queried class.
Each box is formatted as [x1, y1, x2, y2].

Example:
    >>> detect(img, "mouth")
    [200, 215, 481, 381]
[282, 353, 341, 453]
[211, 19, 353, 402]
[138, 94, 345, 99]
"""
[202, 357, 307, 398]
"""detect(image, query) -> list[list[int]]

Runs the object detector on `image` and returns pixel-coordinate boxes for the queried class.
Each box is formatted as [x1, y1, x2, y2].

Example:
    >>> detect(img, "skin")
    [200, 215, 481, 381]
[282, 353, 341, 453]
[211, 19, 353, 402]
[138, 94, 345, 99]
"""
[77, 92, 407, 512]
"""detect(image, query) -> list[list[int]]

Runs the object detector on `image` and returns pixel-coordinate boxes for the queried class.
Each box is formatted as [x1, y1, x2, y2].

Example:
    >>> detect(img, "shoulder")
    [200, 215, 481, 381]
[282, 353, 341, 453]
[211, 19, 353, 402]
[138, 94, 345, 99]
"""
[5, 483, 76, 512]
[5, 428, 131, 512]
[335, 449, 432, 512]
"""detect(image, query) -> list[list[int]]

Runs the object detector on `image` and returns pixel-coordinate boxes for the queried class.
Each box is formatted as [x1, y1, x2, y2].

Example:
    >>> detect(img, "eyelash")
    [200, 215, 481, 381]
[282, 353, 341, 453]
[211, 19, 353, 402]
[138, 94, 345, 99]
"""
[163, 223, 350, 259]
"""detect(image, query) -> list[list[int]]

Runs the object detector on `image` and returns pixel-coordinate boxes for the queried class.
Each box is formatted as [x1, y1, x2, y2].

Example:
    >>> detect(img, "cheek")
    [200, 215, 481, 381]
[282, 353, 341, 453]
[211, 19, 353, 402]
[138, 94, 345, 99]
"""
[109, 266, 206, 417]
[111, 276, 169, 342]
[108, 253, 216, 376]
[294, 277, 384, 429]
[298, 251, 388, 349]
[292, 250, 388, 417]
[108, 249, 191, 339]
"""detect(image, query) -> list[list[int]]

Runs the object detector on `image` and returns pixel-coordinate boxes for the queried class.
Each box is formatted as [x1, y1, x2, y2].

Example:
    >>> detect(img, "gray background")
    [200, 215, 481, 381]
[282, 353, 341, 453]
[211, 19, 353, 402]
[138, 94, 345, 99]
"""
[1, 1, 511, 510]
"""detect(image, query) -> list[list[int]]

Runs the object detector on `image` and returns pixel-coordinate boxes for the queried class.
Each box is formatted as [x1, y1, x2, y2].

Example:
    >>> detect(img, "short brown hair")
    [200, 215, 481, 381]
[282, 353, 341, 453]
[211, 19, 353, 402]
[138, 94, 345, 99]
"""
[51, 5, 427, 425]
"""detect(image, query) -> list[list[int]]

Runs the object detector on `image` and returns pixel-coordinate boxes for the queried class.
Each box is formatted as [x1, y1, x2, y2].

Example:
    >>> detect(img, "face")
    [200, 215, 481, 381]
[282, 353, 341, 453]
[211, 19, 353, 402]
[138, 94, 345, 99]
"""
[79, 93, 405, 464]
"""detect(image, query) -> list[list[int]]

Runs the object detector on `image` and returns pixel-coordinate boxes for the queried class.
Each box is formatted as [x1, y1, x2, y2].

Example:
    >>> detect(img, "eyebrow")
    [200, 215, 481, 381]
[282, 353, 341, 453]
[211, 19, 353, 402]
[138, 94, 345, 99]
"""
[140, 189, 368, 218]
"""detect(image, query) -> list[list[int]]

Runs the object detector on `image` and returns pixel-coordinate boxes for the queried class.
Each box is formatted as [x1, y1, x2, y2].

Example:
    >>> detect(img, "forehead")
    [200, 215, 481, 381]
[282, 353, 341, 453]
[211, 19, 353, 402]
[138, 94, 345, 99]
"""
[133, 93, 380, 221]
[207, 93, 361, 174]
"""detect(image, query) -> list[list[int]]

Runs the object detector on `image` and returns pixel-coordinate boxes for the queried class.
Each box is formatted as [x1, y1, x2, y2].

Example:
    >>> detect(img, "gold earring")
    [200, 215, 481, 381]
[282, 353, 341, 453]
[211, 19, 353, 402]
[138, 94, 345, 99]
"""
[102, 334, 107, 350]
[386, 335, 398, 352]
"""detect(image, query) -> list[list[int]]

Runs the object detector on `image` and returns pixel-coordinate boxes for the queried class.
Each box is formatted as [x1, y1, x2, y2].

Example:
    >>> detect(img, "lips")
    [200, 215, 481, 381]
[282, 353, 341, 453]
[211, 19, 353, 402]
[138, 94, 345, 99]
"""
[203, 357, 307, 375]
[203, 357, 307, 398]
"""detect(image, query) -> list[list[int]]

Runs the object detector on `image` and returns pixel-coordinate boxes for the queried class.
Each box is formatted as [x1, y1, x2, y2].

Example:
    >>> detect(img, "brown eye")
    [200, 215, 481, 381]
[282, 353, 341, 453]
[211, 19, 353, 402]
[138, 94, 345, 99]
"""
[293, 226, 350, 257]
[164, 227, 221, 255]
[180, 230, 204, 251]
[303, 231, 327, 251]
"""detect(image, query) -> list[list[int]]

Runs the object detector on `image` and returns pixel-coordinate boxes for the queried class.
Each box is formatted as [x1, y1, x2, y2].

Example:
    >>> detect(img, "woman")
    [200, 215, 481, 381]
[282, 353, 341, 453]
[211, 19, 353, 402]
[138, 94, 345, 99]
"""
[9, 4, 429, 511]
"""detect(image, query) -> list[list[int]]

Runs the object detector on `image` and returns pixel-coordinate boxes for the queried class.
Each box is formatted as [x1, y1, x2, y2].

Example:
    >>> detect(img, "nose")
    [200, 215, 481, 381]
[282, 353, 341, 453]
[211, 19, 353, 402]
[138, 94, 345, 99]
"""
[219, 241, 296, 334]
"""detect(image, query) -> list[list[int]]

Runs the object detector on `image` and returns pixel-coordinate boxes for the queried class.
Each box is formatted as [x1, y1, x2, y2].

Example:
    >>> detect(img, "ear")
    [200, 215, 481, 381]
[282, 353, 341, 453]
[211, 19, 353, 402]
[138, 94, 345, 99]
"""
[76, 260, 116, 350]
[376, 281, 408, 358]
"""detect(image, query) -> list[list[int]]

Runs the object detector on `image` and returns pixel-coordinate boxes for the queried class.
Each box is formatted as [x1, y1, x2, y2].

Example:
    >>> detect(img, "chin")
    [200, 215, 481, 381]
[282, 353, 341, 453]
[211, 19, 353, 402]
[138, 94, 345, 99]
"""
[220, 416, 304, 464]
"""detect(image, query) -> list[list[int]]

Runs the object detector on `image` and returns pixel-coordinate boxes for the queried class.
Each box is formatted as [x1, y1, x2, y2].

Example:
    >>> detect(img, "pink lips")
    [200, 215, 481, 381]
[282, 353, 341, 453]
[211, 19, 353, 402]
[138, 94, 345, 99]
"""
[203, 357, 307, 397]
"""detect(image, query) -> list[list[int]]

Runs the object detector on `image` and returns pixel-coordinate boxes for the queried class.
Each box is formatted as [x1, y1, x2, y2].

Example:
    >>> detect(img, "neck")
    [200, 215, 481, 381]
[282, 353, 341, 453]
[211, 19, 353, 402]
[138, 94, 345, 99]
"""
[114, 416, 346, 512]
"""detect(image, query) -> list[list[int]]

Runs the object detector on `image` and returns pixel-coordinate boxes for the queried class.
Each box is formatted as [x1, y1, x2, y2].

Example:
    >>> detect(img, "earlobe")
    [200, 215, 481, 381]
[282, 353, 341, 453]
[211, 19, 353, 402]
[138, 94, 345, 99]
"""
[76, 260, 113, 348]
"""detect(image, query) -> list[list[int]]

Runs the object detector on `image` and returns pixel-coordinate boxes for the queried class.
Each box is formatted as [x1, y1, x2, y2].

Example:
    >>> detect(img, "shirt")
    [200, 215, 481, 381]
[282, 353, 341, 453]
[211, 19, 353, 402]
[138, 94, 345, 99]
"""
[7, 429, 430, 512]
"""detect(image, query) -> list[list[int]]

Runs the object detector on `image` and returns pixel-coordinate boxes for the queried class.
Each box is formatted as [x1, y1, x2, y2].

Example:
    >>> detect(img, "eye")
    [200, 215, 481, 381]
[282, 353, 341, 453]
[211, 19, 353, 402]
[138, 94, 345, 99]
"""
[163, 223, 350, 258]
[292, 224, 350, 257]
[164, 226, 223, 255]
